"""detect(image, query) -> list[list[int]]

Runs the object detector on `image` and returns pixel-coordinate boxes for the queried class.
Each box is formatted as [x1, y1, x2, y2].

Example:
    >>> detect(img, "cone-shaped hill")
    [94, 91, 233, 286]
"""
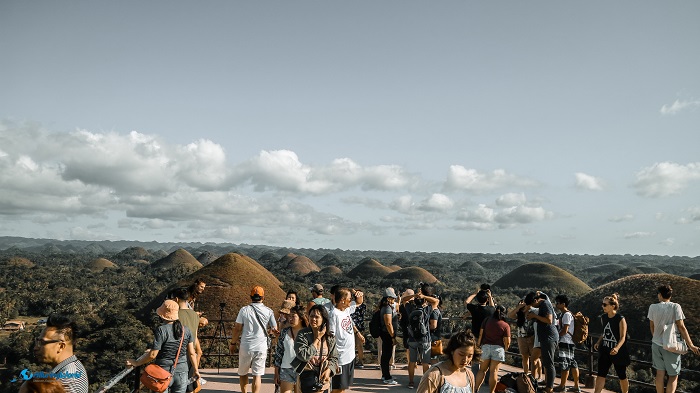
[151, 249, 203, 270]
[286, 255, 321, 275]
[320, 266, 343, 275]
[347, 258, 393, 279]
[5, 256, 35, 268]
[459, 260, 486, 274]
[689, 273, 700, 280]
[493, 262, 591, 297]
[113, 246, 152, 262]
[384, 267, 438, 283]
[318, 253, 342, 266]
[571, 274, 700, 341]
[388, 265, 402, 272]
[88, 258, 117, 272]
[140, 253, 286, 321]
[196, 251, 219, 266]
[583, 263, 627, 274]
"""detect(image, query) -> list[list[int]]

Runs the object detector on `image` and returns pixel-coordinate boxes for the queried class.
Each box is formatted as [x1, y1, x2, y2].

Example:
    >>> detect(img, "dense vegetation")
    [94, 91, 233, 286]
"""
[0, 237, 698, 392]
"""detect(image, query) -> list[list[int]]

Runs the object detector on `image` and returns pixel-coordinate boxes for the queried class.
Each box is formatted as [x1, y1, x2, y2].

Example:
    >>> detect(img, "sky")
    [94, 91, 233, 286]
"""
[1, 2, 699, 256]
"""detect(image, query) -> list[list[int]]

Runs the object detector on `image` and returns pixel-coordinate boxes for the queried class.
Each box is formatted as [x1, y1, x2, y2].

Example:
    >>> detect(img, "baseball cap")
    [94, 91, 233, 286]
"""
[309, 283, 324, 292]
[251, 286, 265, 298]
[384, 287, 397, 298]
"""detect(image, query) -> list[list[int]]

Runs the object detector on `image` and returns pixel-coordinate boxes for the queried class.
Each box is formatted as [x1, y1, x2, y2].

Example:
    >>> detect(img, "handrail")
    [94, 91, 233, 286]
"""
[95, 366, 140, 393]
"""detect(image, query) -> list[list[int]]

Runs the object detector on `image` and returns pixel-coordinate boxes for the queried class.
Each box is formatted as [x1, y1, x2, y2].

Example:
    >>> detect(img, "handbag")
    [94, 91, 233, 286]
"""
[298, 337, 326, 393]
[661, 303, 688, 355]
[141, 329, 186, 392]
[431, 339, 443, 356]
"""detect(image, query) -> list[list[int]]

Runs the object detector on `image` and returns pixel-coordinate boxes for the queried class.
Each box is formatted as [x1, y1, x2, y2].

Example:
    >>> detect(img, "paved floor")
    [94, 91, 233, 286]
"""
[198, 363, 605, 393]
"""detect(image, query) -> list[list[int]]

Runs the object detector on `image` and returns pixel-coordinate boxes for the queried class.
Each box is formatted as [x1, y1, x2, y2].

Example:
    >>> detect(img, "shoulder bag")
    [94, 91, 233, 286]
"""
[662, 303, 688, 355]
[141, 328, 186, 392]
[252, 305, 273, 348]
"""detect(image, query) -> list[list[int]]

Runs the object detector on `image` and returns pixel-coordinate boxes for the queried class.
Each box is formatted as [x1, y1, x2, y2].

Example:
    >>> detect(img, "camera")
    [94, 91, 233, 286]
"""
[220, 302, 226, 308]
[311, 382, 325, 392]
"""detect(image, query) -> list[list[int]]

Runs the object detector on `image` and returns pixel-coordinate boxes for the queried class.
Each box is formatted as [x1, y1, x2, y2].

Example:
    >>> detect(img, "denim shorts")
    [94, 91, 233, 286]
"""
[408, 340, 432, 363]
[279, 367, 298, 383]
[481, 344, 505, 362]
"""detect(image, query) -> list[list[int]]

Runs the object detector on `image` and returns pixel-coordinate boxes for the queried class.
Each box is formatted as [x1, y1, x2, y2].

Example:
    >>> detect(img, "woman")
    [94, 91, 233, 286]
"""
[274, 306, 309, 393]
[593, 293, 630, 393]
[379, 288, 399, 385]
[417, 331, 478, 393]
[507, 292, 537, 375]
[475, 305, 510, 393]
[294, 304, 339, 393]
[287, 290, 302, 307]
[127, 300, 200, 393]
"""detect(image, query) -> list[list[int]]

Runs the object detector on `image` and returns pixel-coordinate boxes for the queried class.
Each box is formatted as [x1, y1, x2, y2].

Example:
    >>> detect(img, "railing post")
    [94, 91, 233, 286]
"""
[132, 365, 141, 392]
[585, 335, 595, 388]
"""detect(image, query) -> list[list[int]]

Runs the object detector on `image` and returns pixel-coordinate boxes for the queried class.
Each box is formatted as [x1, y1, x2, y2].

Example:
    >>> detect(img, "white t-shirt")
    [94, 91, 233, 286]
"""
[558, 311, 575, 344]
[281, 330, 296, 368]
[647, 301, 685, 346]
[236, 302, 276, 352]
[329, 304, 357, 366]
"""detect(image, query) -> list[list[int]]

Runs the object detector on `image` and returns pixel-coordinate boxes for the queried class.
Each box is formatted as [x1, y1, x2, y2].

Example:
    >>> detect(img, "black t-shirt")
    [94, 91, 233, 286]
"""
[600, 313, 630, 365]
[467, 303, 495, 339]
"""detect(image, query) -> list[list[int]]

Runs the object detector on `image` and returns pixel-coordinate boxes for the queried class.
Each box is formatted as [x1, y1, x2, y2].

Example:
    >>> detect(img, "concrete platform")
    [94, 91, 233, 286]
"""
[198, 363, 608, 393]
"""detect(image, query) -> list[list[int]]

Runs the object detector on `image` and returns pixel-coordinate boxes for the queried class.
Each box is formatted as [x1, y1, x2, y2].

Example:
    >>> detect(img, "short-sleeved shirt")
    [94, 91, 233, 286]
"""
[329, 306, 356, 365]
[536, 296, 559, 343]
[480, 318, 511, 347]
[179, 308, 200, 340]
[381, 304, 398, 334]
[647, 301, 686, 346]
[152, 323, 193, 373]
[51, 355, 88, 393]
[558, 311, 575, 344]
[467, 304, 495, 339]
[351, 303, 367, 331]
[236, 302, 277, 352]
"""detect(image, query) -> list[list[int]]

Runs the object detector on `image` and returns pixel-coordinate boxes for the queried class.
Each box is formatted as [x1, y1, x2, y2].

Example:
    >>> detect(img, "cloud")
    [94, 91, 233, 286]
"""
[574, 172, 604, 191]
[624, 231, 655, 239]
[660, 99, 700, 115]
[659, 238, 675, 246]
[444, 166, 539, 192]
[633, 162, 700, 197]
[676, 207, 700, 224]
[419, 193, 454, 212]
[609, 214, 634, 222]
[455, 194, 553, 230]
[496, 192, 527, 207]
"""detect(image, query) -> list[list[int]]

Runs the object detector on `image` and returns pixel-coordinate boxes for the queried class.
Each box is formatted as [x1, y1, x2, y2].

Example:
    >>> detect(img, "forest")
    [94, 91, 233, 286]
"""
[0, 236, 698, 393]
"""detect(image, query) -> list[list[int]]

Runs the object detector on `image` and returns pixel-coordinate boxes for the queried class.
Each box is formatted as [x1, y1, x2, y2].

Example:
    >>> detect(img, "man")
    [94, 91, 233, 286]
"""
[187, 279, 207, 363]
[402, 285, 440, 388]
[170, 287, 203, 390]
[648, 284, 700, 393]
[33, 314, 88, 393]
[307, 283, 331, 313]
[464, 285, 495, 342]
[527, 292, 558, 393]
[327, 287, 364, 393]
[554, 294, 580, 393]
[230, 286, 278, 393]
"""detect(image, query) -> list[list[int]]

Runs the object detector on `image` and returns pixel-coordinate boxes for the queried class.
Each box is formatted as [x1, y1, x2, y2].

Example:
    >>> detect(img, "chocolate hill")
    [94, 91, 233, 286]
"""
[196, 251, 219, 266]
[383, 266, 438, 284]
[320, 265, 343, 275]
[318, 253, 342, 266]
[493, 262, 591, 297]
[140, 253, 285, 320]
[4, 256, 35, 268]
[388, 265, 402, 272]
[347, 258, 394, 279]
[87, 257, 117, 272]
[571, 274, 700, 341]
[459, 260, 486, 274]
[113, 246, 152, 262]
[151, 248, 203, 270]
[285, 255, 321, 275]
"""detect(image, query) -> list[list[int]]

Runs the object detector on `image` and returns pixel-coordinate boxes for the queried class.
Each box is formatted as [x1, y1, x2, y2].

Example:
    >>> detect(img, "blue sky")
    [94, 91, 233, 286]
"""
[1, 2, 699, 255]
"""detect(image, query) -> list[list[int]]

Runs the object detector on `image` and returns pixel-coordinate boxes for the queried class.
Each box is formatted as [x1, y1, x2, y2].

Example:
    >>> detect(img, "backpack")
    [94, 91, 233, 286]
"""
[572, 311, 589, 344]
[369, 310, 382, 338]
[499, 372, 519, 390]
[408, 308, 429, 341]
[516, 373, 537, 393]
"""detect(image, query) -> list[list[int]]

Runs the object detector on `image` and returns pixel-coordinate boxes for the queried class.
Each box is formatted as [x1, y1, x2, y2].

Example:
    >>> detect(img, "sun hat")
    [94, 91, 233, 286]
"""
[384, 287, 397, 299]
[156, 299, 180, 321]
[279, 299, 295, 314]
[402, 289, 415, 297]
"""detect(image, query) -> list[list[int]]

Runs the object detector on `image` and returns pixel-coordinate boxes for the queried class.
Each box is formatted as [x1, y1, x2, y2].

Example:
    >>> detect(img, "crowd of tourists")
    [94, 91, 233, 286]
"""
[19, 279, 699, 393]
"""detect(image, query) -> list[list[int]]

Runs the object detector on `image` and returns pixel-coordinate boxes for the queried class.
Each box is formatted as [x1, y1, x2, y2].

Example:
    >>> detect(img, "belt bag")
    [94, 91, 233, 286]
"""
[141, 331, 185, 392]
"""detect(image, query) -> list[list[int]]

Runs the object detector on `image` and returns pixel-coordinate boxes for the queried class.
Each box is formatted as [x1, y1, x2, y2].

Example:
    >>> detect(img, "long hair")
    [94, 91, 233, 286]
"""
[286, 290, 301, 307]
[172, 319, 183, 340]
[290, 305, 309, 328]
[492, 304, 507, 321]
[308, 304, 333, 338]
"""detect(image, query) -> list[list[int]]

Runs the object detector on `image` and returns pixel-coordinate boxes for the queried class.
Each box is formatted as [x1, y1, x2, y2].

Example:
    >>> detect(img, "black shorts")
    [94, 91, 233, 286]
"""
[331, 361, 354, 390]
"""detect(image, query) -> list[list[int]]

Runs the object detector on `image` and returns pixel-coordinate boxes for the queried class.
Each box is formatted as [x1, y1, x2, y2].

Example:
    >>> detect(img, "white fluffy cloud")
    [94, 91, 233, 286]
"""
[575, 172, 604, 191]
[633, 162, 700, 197]
[624, 231, 655, 239]
[455, 194, 553, 230]
[444, 166, 538, 192]
[660, 99, 700, 115]
[419, 193, 454, 212]
[609, 214, 634, 222]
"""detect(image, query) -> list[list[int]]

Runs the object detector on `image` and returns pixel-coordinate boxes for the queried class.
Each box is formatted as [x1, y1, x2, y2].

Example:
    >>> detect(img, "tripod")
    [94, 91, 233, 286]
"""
[205, 302, 230, 373]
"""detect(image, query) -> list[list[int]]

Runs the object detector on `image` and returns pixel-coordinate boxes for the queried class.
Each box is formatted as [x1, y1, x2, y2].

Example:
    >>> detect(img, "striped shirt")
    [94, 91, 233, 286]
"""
[51, 355, 88, 393]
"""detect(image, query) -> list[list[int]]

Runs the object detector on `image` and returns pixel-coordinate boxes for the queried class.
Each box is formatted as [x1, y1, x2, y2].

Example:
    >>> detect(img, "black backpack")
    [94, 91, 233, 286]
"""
[369, 310, 382, 338]
[408, 308, 428, 341]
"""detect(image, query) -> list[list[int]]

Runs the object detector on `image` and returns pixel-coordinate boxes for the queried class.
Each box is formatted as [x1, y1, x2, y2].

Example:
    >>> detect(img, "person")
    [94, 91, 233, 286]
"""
[527, 291, 558, 393]
[593, 293, 630, 393]
[427, 288, 443, 365]
[475, 305, 510, 393]
[647, 284, 700, 393]
[327, 287, 364, 393]
[127, 300, 200, 393]
[553, 294, 580, 393]
[402, 285, 440, 388]
[19, 378, 66, 393]
[286, 290, 301, 307]
[417, 330, 477, 393]
[33, 314, 89, 393]
[378, 288, 400, 385]
[169, 287, 203, 389]
[464, 286, 495, 342]
[350, 292, 368, 368]
[278, 299, 296, 331]
[294, 304, 339, 393]
[186, 279, 207, 363]
[230, 286, 278, 393]
[399, 289, 416, 367]
[507, 292, 537, 375]
[307, 284, 331, 313]
[274, 305, 308, 393]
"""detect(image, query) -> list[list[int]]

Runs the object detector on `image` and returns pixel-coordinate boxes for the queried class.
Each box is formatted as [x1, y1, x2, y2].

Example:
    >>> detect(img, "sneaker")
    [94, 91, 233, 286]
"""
[383, 378, 399, 385]
[407, 382, 415, 389]
[553, 386, 566, 392]
[568, 387, 581, 393]
[355, 363, 365, 369]
[199, 378, 208, 385]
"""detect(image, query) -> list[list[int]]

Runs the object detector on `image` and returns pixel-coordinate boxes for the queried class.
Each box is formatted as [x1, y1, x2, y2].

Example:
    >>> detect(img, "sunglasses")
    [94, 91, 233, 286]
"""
[602, 303, 610, 307]
[35, 338, 64, 346]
